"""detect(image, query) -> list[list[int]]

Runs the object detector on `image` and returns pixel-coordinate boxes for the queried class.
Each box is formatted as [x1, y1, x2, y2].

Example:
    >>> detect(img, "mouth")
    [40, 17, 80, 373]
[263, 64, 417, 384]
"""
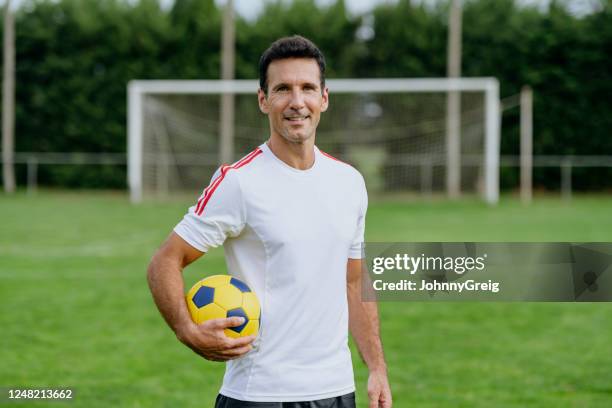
[283, 114, 310, 123]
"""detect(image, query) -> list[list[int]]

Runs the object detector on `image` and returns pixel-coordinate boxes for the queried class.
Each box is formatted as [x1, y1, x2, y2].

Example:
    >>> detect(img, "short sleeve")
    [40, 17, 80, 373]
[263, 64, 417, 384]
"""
[348, 175, 368, 259]
[174, 167, 246, 253]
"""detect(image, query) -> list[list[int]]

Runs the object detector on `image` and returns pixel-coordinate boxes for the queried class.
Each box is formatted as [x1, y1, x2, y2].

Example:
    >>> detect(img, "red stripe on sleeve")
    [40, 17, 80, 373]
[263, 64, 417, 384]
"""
[193, 148, 261, 214]
[195, 148, 263, 216]
[195, 165, 228, 214]
[320, 150, 350, 165]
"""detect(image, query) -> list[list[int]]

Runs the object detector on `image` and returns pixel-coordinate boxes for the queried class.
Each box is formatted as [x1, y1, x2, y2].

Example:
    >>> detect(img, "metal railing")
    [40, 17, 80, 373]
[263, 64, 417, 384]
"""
[2, 152, 612, 199]
[499, 155, 612, 200]
[4, 152, 126, 194]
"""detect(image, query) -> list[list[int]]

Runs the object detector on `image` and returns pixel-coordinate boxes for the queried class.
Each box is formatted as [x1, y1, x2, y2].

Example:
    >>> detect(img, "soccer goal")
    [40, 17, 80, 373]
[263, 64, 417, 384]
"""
[128, 78, 500, 203]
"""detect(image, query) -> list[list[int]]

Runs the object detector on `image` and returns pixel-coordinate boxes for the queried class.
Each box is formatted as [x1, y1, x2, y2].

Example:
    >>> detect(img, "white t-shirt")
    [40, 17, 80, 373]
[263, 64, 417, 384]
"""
[174, 142, 367, 402]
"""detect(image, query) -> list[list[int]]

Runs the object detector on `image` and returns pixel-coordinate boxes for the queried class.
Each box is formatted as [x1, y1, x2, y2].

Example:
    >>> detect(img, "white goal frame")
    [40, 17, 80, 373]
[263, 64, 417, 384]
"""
[128, 78, 500, 204]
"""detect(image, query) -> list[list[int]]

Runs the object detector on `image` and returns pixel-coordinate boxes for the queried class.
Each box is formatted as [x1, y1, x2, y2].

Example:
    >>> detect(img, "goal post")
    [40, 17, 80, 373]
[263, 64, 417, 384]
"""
[128, 78, 500, 204]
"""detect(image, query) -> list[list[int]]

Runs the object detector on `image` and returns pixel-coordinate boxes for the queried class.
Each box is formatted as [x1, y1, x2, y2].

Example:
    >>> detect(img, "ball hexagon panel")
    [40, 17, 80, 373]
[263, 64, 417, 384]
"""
[230, 277, 251, 293]
[213, 284, 242, 310]
[191, 285, 215, 308]
[196, 303, 226, 324]
[241, 320, 259, 337]
[186, 293, 201, 320]
[186, 281, 203, 303]
[224, 328, 241, 339]
[201, 275, 232, 288]
[241, 292, 261, 320]
[226, 307, 248, 334]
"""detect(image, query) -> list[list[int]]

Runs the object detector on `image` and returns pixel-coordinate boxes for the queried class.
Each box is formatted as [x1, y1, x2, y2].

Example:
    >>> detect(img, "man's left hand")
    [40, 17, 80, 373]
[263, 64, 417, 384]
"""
[367, 369, 392, 408]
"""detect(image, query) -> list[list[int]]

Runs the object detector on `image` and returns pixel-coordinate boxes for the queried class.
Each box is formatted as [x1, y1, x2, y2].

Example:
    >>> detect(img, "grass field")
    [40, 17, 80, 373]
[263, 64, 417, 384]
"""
[1, 191, 612, 407]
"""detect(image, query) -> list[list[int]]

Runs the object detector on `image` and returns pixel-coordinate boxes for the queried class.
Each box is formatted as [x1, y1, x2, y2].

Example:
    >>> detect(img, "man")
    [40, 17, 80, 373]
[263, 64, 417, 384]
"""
[147, 35, 391, 408]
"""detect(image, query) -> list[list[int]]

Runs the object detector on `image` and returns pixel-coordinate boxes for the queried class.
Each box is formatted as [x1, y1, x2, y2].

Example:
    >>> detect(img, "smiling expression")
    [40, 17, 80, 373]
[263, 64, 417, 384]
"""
[258, 58, 329, 145]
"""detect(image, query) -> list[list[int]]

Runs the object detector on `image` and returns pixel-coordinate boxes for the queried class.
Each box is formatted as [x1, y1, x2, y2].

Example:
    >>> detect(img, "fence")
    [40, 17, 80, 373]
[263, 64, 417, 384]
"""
[2, 152, 612, 199]
[5, 153, 126, 194]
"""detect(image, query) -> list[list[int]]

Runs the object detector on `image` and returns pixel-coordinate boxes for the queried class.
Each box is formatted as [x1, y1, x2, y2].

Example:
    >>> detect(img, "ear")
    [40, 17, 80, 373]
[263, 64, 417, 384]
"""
[320, 87, 329, 113]
[258, 89, 269, 114]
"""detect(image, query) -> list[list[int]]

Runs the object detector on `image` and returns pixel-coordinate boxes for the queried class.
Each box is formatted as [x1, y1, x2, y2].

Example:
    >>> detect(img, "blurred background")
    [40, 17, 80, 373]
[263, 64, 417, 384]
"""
[0, 0, 610, 199]
[1, 1, 612, 407]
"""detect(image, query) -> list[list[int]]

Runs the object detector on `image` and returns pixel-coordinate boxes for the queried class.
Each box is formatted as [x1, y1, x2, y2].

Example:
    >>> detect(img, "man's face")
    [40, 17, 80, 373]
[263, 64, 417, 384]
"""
[258, 58, 329, 145]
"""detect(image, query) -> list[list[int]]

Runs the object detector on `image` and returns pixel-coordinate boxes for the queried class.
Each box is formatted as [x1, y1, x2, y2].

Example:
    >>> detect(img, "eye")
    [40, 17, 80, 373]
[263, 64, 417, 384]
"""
[275, 85, 289, 92]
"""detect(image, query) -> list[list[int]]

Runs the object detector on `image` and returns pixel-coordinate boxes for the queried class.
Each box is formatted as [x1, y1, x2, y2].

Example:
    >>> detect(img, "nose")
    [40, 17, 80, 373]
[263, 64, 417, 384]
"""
[289, 88, 305, 110]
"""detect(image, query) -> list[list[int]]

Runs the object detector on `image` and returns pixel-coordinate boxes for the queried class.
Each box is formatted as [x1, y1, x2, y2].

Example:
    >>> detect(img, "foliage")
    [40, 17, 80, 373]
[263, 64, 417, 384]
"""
[2, 0, 610, 190]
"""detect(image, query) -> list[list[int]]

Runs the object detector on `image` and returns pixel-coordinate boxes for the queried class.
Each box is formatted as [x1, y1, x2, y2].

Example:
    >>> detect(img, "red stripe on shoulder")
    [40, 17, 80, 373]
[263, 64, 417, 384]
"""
[194, 148, 263, 216]
[319, 149, 351, 166]
[194, 165, 228, 215]
[232, 148, 261, 168]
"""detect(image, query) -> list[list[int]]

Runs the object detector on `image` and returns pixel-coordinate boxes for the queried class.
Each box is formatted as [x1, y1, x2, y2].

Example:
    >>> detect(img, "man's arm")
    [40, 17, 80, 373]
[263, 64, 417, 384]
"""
[347, 258, 392, 408]
[147, 232, 255, 361]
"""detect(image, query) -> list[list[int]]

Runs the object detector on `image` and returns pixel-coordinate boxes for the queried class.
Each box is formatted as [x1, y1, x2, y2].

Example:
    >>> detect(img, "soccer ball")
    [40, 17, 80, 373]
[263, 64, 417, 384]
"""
[185, 275, 260, 339]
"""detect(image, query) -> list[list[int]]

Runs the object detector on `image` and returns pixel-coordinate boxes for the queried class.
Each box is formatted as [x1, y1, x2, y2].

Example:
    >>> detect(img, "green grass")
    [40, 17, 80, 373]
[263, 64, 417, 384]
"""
[1, 191, 612, 407]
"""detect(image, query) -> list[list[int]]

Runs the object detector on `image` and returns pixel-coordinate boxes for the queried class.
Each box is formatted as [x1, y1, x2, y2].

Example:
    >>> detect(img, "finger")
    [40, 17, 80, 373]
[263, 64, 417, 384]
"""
[193, 347, 229, 362]
[220, 345, 253, 359]
[200, 317, 228, 330]
[206, 345, 251, 362]
[368, 391, 379, 408]
[209, 316, 246, 329]
[183, 335, 237, 362]
[376, 390, 391, 408]
[382, 389, 392, 408]
[218, 336, 255, 351]
[188, 346, 222, 362]
[226, 335, 256, 348]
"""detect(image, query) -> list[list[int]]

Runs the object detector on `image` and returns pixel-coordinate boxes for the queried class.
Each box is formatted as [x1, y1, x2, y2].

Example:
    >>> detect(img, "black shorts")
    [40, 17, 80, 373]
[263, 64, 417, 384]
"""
[214, 392, 356, 408]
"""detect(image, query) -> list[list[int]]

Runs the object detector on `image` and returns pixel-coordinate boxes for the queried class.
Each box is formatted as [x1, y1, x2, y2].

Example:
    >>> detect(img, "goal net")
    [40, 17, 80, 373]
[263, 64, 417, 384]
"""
[128, 79, 500, 203]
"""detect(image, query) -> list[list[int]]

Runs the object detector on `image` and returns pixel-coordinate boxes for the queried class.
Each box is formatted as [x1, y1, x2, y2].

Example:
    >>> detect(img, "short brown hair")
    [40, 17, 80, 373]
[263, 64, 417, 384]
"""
[258, 35, 326, 95]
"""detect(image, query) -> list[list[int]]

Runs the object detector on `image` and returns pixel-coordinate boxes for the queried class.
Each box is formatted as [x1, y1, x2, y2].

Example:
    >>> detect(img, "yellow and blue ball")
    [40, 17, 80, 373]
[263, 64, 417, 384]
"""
[186, 275, 260, 339]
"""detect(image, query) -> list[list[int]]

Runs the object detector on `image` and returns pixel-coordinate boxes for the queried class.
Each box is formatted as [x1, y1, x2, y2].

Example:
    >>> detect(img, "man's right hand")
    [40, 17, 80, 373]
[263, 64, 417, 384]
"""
[175, 317, 256, 362]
